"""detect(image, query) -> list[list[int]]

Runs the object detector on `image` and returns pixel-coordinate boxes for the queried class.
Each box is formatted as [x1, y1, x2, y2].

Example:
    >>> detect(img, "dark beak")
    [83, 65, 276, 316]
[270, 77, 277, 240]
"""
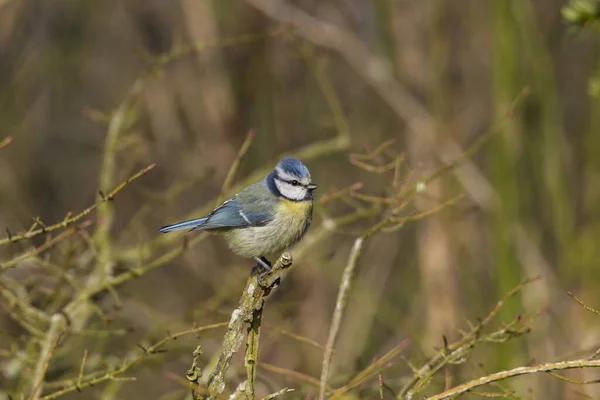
[307, 183, 318, 190]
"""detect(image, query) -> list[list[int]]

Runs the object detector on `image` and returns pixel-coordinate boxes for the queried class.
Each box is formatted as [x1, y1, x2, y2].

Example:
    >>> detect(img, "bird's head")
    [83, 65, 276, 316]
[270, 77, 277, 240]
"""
[267, 158, 317, 201]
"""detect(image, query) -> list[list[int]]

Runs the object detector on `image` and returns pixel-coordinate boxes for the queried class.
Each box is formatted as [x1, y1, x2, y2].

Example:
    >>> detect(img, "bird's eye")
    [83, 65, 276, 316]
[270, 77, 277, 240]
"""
[291, 180, 299, 186]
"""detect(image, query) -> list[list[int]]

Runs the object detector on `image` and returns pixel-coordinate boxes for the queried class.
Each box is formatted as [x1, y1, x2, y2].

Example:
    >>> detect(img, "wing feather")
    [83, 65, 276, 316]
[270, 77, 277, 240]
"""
[158, 182, 274, 233]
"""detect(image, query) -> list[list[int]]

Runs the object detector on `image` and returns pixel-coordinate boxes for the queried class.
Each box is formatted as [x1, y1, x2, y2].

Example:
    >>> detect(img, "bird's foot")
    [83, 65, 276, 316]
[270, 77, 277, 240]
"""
[253, 257, 272, 286]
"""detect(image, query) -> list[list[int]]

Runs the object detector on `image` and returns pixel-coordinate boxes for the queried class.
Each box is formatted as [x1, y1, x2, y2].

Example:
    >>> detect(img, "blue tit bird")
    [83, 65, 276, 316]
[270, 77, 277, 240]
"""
[159, 157, 317, 273]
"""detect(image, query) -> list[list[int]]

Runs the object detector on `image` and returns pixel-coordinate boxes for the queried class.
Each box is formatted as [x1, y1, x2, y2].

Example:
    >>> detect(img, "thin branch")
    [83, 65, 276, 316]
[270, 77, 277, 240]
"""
[261, 388, 294, 399]
[62, 233, 210, 321]
[76, 349, 88, 390]
[29, 314, 66, 400]
[397, 276, 540, 398]
[390, 194, 464, 224]
[329, 339, 409, 398]
[1, 221, 91, 270]
[319, 237, 365, 400]
[260, 363, 323, 388]
[215, 129, 256, 206]
[41, 322, 227, 398]
[263, 323, 324, 351]
[567, 291, 600, 316]
[467, 389, 516, 398]
[428, 360, 600, 400]
[0, 135, 13, 149]
[93, 76, 146, 282]
[480, 276, 541, 327]
[0, 164, 155, 246]
[295, 40, 350, 139]
[0, 280, 51, 326]
[400, 318, 532, 398]
[244, 0, 431, 128]
[547, 370, 600, 385]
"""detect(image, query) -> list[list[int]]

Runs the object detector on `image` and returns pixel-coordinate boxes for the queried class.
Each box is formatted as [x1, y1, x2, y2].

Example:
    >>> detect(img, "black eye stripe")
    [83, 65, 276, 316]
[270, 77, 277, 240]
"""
[278, 178, 305, 187]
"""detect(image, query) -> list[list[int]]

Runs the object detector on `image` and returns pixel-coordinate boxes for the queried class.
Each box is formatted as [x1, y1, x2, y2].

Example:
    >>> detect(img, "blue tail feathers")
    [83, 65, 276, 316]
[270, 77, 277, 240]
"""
[158, 217, 208, 233]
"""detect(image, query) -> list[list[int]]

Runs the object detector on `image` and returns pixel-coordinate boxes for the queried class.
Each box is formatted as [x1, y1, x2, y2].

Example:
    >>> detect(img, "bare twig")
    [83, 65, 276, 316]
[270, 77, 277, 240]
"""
[567, 291, 600, 316]
[244, 0, 431, 129]
[76, 349, 88, 390]
[316, 143, 464, 400]
[397, 276, 540, 399]
[0, 164, 155, 247]
[329, 339, 410, 398]
[261, 388, 294, 399]
[29, 314, 66, 400]
[41, 322, 227, 399]
[319, 237, 364, 400]
[260, 363, 322, 388]
[295, 40, 350, 138]
[428, 360, 600, 400]
[0, 135, 13, 149]
[547, 370, 600, 385]
[263, 323, 324, 351]
[216, 129, 256, 207]
[1, 221, 92, 270]
[93, 75, 147, 281]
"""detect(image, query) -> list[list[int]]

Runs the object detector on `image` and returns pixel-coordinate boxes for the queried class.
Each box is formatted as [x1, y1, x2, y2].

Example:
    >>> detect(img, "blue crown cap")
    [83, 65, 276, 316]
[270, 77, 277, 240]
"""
[277, 157, 310, 178]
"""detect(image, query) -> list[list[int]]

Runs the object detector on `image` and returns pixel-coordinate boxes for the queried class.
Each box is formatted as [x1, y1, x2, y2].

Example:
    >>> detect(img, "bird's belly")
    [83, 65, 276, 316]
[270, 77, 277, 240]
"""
[225, 200, 312, 258]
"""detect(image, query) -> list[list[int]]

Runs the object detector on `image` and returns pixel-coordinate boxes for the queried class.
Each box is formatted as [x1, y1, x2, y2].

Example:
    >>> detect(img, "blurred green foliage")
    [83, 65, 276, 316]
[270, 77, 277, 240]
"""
[563, 0, 600, 28]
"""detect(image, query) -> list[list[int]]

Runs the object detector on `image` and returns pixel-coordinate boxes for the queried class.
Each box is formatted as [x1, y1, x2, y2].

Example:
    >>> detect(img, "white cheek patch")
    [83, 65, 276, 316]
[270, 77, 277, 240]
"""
[275, 179, 307, 201]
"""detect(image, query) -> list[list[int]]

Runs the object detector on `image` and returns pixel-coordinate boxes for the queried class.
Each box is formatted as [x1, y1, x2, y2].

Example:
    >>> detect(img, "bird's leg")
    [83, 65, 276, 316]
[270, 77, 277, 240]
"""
[253, 256, 272, 272]
[253, 257, 272, 285]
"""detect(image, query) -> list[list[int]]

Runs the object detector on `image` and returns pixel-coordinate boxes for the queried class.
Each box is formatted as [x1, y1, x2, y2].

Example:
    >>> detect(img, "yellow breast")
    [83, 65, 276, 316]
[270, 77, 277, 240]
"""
[276, 198, 313, 240]
[279, 198, 313, 217]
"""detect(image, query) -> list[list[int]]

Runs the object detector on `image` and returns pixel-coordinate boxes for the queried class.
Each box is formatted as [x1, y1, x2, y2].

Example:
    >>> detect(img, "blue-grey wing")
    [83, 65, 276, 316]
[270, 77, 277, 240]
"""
[200, 183, 275, 229]
[199, 198, 269, 229]
[159, 182, 274, 233]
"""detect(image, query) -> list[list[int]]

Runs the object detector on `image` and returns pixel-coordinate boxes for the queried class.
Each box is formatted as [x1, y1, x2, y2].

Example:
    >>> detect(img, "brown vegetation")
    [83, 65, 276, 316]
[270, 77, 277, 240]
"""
[2, 0, 600, 399]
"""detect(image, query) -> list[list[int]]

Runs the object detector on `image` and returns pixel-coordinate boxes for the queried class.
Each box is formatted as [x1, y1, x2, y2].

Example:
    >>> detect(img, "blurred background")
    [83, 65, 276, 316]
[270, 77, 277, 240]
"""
[1, 0, 600, 399]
